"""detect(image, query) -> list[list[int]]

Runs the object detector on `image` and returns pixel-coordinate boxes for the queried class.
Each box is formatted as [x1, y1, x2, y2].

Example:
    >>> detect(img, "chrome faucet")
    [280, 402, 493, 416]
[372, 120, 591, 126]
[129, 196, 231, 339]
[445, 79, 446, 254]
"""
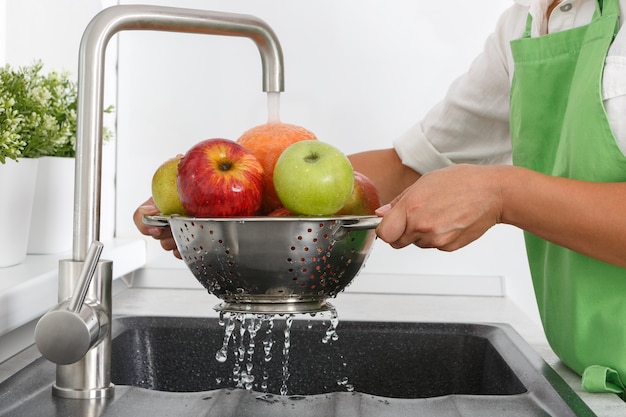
[34, 5, 284, 399]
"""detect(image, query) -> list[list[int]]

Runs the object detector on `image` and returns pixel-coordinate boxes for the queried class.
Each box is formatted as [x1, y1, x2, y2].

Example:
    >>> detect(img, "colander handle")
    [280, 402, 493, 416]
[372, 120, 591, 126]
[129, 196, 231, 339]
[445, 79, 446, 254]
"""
[340, 216, 382, 231]
[142, 215, 172, 228]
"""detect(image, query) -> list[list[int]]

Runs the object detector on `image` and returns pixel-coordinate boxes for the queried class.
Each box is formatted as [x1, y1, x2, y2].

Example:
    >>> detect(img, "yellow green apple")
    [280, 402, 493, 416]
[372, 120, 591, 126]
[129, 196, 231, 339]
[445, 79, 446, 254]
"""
[151, 155, 187, 215]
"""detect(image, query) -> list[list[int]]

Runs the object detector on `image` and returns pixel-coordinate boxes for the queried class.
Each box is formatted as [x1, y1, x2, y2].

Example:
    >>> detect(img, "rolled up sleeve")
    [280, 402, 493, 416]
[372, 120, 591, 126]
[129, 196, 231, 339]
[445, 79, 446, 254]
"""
[394, 4, 527, 174]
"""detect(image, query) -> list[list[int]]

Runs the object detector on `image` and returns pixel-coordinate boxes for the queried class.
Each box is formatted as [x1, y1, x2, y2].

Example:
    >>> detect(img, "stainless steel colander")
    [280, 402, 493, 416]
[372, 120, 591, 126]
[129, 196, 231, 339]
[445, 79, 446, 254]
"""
[144, 215, 380, 314]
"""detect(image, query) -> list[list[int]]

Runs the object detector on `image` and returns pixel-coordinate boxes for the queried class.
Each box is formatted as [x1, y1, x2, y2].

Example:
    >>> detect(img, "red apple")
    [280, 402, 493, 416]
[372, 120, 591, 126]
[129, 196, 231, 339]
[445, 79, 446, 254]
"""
[177, 138, 264, 217]
[268, 206, 294, 217]
[335, 171, 382, 216]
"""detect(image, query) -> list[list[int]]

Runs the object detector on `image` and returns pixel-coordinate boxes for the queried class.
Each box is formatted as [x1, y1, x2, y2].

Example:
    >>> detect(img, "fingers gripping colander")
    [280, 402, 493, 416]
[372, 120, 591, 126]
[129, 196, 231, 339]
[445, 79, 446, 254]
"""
[144, 215, 381, 314]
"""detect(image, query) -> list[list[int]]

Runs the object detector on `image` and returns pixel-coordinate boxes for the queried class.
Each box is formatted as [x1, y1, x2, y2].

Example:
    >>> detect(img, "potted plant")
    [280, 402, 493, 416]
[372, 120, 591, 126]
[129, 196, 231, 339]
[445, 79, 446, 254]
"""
[0, 61, 112, 264]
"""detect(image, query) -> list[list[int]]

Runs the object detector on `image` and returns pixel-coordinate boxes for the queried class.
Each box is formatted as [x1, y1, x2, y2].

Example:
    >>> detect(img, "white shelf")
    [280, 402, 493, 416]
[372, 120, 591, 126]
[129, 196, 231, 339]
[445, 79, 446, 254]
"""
[0, 238, 147, 338]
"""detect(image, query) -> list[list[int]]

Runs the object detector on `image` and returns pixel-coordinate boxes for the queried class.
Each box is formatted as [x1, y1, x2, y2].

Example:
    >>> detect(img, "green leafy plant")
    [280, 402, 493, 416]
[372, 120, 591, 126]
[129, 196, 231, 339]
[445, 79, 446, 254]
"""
[0, 61, 113, 163]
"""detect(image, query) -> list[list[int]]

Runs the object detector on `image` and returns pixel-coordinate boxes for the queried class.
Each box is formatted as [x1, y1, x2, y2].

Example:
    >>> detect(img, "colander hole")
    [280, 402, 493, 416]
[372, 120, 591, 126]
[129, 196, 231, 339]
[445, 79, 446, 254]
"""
[300, 283, 306, 287]
[288, 268, 294, 272]
[297, 235, 303, 240]
[292, 277, 297, 281]
[218, 239, 223, 244]
[319, 223, 324, 228]
[290, 246, 296, 251]
[307, 228, 313, 233]
[300, 257, 306, 262]
[310, 284, 316, 289]
[209, 230, 214, 235]
[304, 247, 309, 252]
[315, 266, 321, 271]
[287, 258, 293, 263]
[313, 238, 318, 243]
[317, 247, 323, 253]
[302, 268, 308, 272]
[323, 234, 329, 239]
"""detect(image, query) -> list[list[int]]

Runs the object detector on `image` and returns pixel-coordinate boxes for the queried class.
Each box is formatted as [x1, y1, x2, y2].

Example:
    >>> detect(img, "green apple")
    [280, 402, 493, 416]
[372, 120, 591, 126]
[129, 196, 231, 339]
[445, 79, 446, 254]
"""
[151, 155, 187, 215]
[273, 140, 354, 216]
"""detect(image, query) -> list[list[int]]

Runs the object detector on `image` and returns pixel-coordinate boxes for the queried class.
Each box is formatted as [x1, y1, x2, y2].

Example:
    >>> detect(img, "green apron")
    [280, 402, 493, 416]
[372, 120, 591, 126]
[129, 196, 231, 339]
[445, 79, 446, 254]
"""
[510, 0, 626, 395]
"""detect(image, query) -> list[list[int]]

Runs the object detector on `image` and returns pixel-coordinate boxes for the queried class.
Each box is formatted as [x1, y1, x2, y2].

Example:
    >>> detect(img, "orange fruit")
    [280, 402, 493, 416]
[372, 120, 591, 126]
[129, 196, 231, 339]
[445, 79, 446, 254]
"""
[237, 122, 317, 214]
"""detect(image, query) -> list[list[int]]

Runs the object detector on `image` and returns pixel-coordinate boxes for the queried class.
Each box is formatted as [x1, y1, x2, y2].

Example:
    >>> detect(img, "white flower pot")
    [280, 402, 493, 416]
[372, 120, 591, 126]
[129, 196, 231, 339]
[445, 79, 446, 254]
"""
[0, 158, 39, 267]
[27, 156, 75, 254]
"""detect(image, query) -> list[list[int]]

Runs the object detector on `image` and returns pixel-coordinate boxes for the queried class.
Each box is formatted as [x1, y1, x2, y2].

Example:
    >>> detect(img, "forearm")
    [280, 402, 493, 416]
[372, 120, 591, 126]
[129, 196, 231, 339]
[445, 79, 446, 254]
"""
[349, 148, 421, 204]
[499, 165, 626, 268]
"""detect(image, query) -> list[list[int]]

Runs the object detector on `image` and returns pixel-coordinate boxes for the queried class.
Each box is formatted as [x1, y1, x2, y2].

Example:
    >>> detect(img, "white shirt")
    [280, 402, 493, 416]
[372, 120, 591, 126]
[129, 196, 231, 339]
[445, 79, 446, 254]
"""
[394, 0, 626, 174]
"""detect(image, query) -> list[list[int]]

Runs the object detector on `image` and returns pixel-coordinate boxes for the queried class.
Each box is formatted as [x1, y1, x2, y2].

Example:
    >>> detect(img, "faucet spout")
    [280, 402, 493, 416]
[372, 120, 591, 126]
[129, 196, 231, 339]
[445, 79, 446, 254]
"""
[74, 4, 285, 261]
[43, 4, 285, 399]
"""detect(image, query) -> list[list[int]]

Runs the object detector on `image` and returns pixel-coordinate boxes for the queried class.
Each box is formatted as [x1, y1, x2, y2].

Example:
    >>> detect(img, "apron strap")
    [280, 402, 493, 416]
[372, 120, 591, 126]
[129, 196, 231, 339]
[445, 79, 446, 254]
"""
[582, 365, 626, 399]
[522, 0, 620, 39]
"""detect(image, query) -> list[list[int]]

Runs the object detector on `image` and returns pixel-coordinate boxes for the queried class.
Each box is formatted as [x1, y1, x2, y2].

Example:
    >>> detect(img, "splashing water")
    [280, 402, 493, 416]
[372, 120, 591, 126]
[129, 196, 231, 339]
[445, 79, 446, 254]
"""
[215, 313, 237, 363]
[280, 314, 294, 396]
[214, 308, 352, 395]
[321, 309, 339, 344]
[336, 376, 355, 392]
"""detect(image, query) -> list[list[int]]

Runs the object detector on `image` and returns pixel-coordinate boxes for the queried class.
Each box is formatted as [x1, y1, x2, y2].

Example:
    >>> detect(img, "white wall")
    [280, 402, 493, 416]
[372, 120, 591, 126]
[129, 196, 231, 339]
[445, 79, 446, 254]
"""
[0, 0, 5, 64]
[110, 0, 538, 322]
[3, 0, 118, 240]
[5, 0, 101, 69]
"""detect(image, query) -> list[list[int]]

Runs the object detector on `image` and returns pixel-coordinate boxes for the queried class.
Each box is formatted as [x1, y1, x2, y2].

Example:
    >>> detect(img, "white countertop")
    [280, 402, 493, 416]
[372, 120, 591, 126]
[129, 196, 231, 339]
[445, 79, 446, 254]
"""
[0, 238, 146, 339]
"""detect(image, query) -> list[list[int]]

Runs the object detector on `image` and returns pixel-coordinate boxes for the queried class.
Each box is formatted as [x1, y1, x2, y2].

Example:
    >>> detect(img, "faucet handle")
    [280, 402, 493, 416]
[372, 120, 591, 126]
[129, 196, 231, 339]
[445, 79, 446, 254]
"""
[35, 241, 104, 365]
[34, 304, 101, 365]
[68, 241, 104, 313]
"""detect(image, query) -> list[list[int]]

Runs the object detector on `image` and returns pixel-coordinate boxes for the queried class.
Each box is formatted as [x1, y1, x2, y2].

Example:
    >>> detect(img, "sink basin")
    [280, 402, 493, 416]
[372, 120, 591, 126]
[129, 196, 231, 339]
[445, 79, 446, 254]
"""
[0, 316, 596, 417]
[111, 317, 524, 397]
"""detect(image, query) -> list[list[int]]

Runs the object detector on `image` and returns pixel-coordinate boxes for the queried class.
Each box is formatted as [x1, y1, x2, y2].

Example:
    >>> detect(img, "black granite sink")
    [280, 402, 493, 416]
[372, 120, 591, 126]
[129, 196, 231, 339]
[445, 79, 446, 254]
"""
[111, 317, 525, 397]
[0, 316, 597, 417]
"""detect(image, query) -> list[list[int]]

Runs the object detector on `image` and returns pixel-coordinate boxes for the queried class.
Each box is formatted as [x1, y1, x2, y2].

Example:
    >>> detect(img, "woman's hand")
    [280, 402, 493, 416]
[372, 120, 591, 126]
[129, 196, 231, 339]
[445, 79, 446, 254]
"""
[375, 164, 504, 251]
[133, 197, 181, 259]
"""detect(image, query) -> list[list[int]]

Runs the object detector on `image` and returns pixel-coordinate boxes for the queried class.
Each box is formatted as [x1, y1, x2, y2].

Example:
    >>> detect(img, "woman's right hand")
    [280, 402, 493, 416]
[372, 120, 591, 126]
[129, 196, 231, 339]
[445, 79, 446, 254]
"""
[133, 197, 181, 259]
